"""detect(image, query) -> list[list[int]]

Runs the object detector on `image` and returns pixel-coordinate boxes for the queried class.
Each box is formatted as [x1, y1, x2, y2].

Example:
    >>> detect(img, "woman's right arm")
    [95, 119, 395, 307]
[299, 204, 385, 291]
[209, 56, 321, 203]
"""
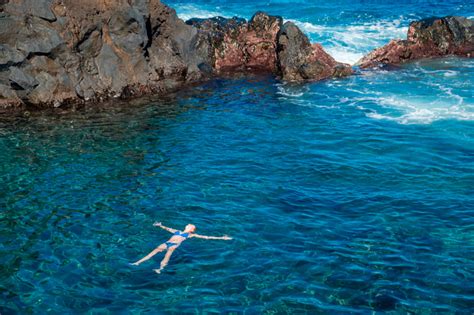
[153, 222, 177, 233]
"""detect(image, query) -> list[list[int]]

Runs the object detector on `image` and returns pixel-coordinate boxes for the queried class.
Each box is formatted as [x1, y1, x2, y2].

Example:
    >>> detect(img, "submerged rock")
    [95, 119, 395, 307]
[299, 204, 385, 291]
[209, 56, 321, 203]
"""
[357, 16, 474, 68]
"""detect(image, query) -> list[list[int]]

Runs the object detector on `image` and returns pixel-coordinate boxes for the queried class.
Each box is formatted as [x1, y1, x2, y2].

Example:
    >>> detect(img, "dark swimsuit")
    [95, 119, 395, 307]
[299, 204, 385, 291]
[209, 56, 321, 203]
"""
[165, 231, 190, 248]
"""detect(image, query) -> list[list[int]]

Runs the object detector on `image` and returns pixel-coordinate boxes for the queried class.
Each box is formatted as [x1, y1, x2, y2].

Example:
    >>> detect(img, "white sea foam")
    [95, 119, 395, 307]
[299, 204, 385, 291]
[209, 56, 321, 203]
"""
[351, 95, 474, 124]
[325, 49, 364, 66]
[286, 98, 340, 109]
[287, 18, 409, 65]
[287, 21, 326, 33]
[277, 90, 304, 98]
[276, 83, 308, 98]
[366, 107, 474, 124]
[174, 4, 232, 21]
[439, 86, 464, 105]
[443, 70, 459, 77]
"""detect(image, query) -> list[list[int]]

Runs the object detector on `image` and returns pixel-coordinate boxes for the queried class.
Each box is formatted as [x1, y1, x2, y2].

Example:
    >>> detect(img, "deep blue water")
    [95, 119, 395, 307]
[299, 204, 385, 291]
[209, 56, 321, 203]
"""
[1, 1, 474, 314]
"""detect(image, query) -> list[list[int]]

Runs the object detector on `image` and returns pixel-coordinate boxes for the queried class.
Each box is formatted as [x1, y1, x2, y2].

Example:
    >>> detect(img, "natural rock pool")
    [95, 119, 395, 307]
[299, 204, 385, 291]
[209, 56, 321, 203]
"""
[2, 0, 474, 313]
[1, 56, 474, 313]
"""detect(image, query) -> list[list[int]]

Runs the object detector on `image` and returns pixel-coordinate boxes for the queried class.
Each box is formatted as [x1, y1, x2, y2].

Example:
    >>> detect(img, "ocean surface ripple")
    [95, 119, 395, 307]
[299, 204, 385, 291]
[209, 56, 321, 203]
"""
[1, 0, 474, 313]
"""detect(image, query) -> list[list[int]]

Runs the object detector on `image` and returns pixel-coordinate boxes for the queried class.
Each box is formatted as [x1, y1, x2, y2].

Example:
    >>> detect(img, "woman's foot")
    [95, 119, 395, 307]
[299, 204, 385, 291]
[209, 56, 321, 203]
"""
[129, 262, 140, 266]
[153, 268, 162, 274]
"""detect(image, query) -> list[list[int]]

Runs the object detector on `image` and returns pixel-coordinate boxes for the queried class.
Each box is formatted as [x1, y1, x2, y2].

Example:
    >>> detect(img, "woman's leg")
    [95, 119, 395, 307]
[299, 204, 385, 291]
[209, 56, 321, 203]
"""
[153, 247, 176, 274]
[130, 244, 167, 265]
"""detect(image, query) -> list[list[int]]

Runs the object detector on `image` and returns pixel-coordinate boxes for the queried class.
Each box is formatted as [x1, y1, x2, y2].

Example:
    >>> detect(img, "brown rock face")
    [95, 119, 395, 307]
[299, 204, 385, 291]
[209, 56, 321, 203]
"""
[243, 12, 282, 71]
[277, 22, 353, 81]
[357, 16, 474, 68]
[188, 15, 352, 81]
[188, 12, 282, 72]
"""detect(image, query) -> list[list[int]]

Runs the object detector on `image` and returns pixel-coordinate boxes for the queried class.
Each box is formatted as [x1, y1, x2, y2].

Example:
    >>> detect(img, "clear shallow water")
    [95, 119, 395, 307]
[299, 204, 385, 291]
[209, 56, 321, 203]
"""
[1, 0, 474, 314]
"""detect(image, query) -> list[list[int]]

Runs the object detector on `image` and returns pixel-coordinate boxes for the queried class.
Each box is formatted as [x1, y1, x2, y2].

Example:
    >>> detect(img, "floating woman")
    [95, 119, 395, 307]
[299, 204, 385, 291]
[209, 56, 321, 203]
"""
[130, 222, 233, 274]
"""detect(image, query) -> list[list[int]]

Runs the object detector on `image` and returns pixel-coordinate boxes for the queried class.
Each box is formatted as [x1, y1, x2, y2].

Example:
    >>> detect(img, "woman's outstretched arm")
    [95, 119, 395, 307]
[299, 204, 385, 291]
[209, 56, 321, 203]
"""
[191, 234, 232, 240]
[153, 222, 178, 233]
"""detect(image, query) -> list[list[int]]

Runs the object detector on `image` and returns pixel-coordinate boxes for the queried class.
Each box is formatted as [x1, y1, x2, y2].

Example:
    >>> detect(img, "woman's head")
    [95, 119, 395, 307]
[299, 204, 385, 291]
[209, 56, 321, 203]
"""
[184, 224, 196, 233]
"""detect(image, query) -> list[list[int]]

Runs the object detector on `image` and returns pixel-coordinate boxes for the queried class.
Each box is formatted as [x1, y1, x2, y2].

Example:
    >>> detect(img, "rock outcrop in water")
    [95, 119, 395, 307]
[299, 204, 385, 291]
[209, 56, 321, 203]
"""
[0, 1, 351, 110]
[187, 14, 353, 81]
[357, 16, 474, 68]
[276, 21, 353, 81]
[187, 13, 282, 73]
[3, 1, 470, 110]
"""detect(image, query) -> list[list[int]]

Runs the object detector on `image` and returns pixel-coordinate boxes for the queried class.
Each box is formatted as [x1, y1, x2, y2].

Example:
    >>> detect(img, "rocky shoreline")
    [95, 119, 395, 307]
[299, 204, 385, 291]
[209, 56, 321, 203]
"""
[356, 16, 474, 68]
[0, 0, 472, 110]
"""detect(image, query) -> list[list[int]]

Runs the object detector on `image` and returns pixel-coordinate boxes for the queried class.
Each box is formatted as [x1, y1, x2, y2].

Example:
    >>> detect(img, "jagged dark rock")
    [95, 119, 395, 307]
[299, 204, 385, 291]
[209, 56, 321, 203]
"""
[188, 13, 352, 80]
[188, 12, 282, 72]
[357, 16, 474, 68]
[0, 0, 368, 110]
[4, 0, 56, 21]
[0, 1, 353, 110]
[0, 0, 211, 109]
[2, 1, 472, 110]
[277, 21, 353, 81]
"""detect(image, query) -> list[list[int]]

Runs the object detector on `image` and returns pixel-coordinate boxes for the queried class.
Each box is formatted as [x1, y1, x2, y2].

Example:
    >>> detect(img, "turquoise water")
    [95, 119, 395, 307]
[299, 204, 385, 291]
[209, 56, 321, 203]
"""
[2, 1, 474, 314]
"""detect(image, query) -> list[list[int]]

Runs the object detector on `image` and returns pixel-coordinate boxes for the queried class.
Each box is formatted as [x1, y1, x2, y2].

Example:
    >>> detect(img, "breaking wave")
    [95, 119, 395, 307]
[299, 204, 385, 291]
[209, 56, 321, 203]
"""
[288, 18, 409, 64]
[171, 2, 474, 124]
[352, 95, 474, 124]
[174, 4, 233, 21]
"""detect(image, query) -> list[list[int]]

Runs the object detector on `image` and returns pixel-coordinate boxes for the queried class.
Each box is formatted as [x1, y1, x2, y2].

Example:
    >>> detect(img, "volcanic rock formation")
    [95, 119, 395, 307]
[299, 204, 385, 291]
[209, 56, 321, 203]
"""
[187, 13, 282, 72]
[187, 15, 353, 80]
[357, 16, 474, 68]
[2, 1, 470, 111]
[276, 21, 353, 81]
[0, 0, 351, 110]
[0, 0, 212, 109]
